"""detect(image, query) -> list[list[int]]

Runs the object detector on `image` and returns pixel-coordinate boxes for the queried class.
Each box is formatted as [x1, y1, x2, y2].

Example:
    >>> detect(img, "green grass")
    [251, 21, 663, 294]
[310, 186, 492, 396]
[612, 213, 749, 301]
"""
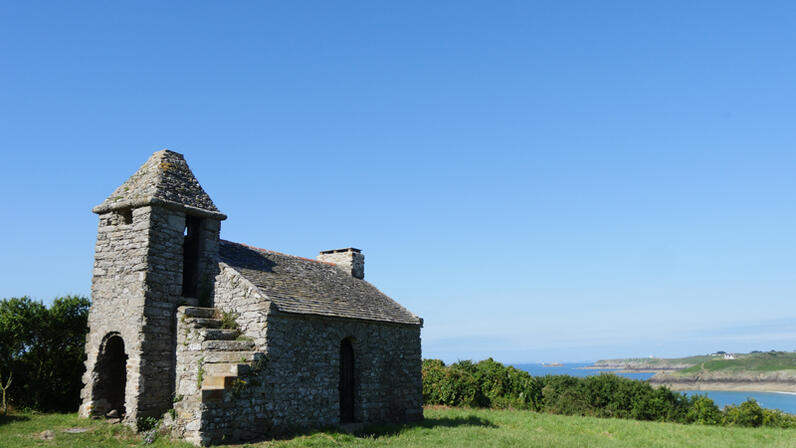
[2, 407, 795, 448]
[0, 412, 194, 448]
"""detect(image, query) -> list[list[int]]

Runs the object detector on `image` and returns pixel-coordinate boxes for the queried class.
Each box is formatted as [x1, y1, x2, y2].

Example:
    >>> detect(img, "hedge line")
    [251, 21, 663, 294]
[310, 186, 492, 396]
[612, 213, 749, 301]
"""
[422, 358, 796, 428]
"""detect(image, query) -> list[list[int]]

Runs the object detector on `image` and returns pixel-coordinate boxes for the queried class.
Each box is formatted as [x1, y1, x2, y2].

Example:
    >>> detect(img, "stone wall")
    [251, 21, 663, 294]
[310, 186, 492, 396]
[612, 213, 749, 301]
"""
[80, 207, 152, 422]
[212, 262, 270, 349]
[137, 206, 185, 417]
[264, 312, 423, 427]
[138, 207, 220, 417]
[168, 266, 423, 445]
[212, 262, 423, 429]
[170, 307, 207, 445]
[80, 204, 222, 423]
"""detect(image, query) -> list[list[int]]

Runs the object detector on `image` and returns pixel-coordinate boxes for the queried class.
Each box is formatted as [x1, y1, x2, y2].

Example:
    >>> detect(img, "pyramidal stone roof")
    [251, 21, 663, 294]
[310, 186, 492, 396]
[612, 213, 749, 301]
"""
[93, 150, 226, 219]
[219, 240, 422, 326]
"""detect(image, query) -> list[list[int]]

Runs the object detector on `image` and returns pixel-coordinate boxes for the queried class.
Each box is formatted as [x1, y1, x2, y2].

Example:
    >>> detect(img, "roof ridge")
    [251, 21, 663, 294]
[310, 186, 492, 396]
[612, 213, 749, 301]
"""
[220, 239, 337, 266]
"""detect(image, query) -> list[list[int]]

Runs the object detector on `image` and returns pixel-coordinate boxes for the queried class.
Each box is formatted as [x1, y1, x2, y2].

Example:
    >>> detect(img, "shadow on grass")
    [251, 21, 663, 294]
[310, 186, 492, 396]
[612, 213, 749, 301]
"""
[0, 414, 31, 427]
[217, 415, 498, 446]
[356, 415, 498, 438]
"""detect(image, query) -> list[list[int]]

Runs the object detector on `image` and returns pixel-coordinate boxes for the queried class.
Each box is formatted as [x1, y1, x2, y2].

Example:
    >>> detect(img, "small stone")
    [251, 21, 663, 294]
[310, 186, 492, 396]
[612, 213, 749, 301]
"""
[38, 430, 55, 440]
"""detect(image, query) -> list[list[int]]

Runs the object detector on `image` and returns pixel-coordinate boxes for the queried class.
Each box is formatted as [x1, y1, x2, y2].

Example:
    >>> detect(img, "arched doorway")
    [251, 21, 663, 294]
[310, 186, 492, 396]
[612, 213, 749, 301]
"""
[339, 338, 355, 423]
[93, 333, 127, 418]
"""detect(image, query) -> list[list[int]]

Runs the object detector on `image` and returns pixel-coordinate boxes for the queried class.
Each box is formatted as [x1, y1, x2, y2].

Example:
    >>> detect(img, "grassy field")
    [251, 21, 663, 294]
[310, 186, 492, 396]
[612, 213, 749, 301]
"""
[1, 407, 794, 448]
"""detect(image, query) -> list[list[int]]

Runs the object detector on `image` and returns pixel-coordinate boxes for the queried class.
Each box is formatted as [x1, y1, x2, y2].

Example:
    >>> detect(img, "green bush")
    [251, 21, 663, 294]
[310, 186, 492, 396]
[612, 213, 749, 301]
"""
[724, 399, 764, 427]
[536, 373, 690, 422]
[731, 402, 796, 429]
[421, 358, 794, 429]
[469, 358, 542, 410]
[0, 296, 90, 412]
[760, 407, 796, 429]
[423, 358, 542, 410]
[686, 395, 723, 425]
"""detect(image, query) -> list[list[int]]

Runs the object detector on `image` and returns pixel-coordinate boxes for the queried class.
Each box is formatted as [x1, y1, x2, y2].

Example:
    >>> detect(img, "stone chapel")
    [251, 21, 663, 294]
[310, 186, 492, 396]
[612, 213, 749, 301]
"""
[78, 150, 423, 445]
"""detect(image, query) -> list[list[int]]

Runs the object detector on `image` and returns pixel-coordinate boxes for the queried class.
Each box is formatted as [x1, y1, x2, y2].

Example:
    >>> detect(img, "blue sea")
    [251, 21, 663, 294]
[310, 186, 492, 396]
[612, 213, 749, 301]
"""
[513, 363, 796, 415]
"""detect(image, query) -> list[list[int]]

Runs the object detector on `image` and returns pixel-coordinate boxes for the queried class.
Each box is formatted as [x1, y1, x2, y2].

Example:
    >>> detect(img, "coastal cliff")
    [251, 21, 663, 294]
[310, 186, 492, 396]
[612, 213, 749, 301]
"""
[592, 355, 710, 372]
[596, 351, 796, 392]
[649, 370, 796, 392]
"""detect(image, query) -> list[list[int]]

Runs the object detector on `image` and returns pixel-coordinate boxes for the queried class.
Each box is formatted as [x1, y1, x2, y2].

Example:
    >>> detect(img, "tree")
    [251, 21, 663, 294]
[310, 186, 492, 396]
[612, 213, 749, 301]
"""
[0, 296, 90, 411]
[0, 372, 11, 415]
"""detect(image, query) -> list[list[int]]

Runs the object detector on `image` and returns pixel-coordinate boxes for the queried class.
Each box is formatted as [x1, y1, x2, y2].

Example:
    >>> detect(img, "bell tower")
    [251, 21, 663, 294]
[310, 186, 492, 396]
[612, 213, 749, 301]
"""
[79, 150, 226, 422]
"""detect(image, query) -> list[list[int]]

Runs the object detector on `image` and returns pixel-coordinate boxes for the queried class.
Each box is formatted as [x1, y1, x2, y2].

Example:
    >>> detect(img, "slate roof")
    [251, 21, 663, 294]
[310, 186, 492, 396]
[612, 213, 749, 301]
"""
[93, 150, 225, 219]
[219, 240, 422, 326]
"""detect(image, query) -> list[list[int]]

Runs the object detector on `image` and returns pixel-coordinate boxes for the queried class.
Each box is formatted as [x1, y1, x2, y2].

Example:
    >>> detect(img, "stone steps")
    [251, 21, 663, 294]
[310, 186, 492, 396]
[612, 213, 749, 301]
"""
[202, 340, 255, 351]
[188, 317, 222, 328]
[182, 306, 216, 318]
[202, 350, 258, 364]
[202, 328, 240, 341]
[201, 374, 238, 390]
[204, 362, 251, 377]
[177, 305, 261, 404]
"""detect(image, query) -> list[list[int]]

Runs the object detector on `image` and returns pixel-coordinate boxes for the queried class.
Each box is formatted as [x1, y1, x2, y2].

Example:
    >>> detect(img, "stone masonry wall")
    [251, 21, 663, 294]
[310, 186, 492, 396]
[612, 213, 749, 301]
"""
[170, 307, 213, 445]
[212, 262, 270, 349]
[265, 312, 423, 427]
[171, 265, 423, 445]
[212, 262, 423, 428]
[136, 206, 185, 417]
[197, 263, 273, 444]
[80, 204, 221, 423]
[80, 207, 152, 422]
[139, 206, 221, 417]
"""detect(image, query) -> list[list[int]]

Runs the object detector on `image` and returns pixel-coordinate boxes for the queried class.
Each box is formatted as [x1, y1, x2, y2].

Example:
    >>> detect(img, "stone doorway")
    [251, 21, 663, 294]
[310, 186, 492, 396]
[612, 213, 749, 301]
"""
[92, 333, 127, 418]
[339, 338, 355, 423]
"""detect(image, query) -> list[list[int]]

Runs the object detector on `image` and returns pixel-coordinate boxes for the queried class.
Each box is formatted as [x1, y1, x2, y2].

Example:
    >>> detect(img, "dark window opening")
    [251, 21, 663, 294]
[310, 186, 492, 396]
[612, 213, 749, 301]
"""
[339, 338, 355, 423]
[93, 334, 127, 418]
[115, 209, 133, 225]
[182, 216, 202, 297]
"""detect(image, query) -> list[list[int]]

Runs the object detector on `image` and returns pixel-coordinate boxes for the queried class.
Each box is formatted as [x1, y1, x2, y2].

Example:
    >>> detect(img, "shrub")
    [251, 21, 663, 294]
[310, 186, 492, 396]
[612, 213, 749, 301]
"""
[470, 358, 542, 410]
[686, 395, 723, 425]
[761, 407, 796, 429]
[421, 357, 795, 429]
[724, 399, 764, 427]
[423, 358, 542, 410]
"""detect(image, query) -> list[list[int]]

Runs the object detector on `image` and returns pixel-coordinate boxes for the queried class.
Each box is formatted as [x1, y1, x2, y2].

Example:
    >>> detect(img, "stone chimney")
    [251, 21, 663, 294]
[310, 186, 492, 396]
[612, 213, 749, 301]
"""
[318, 248, 364, 279]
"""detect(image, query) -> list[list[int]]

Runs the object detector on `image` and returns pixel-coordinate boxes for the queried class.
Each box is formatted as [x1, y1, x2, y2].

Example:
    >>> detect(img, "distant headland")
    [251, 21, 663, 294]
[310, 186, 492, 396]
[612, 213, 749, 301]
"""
[590, 351, 796, 393]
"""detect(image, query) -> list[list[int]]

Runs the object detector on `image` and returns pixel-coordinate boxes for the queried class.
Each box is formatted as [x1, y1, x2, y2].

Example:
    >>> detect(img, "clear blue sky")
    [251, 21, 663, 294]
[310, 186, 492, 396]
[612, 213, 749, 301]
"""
[2, 1, 795, 363]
